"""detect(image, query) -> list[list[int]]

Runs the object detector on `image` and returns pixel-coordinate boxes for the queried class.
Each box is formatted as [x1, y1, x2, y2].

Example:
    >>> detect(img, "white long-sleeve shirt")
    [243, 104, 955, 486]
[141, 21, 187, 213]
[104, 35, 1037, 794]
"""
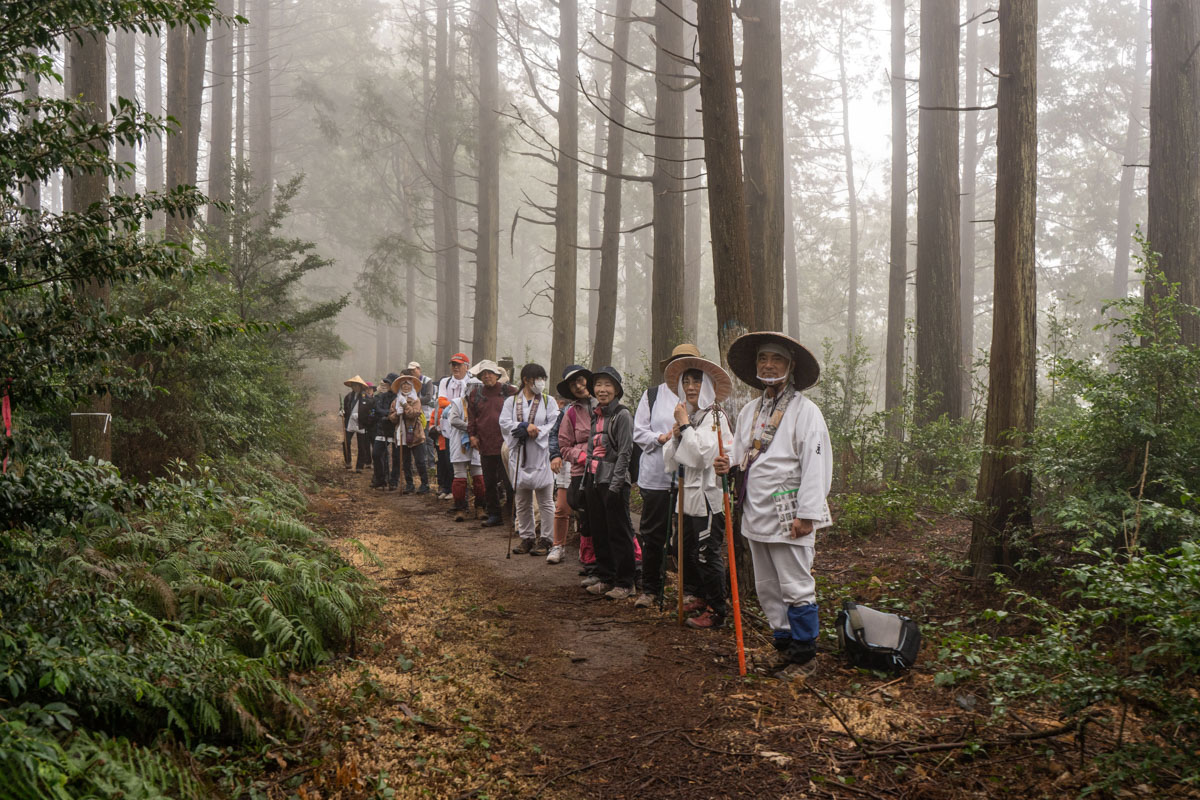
[662, 407, 734, 517]
[499, 392, 558, 491]
[731, 391, 833, 545]
[632, 383, 679, 492]
[436, 376, 476, 438]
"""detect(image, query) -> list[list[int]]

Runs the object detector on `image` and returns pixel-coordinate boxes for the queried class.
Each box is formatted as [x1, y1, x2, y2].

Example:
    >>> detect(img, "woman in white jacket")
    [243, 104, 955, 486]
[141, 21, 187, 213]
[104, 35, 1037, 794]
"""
[658, 357, 735, 629]
[499, 363, 559, 556]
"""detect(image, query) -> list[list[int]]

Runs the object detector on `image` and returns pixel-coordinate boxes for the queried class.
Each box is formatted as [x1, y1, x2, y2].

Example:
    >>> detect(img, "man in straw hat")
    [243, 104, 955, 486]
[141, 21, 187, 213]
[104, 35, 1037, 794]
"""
[655, 356, 736, 629]
[633, 344, 705, 609]
[340, 375, 371, 472]
[715, 332, 833, 675]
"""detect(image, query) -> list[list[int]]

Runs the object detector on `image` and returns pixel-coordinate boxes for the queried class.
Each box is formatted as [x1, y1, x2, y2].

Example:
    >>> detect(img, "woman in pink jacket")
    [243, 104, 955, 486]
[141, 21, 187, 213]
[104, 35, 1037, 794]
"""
[551, 366, 595, 570]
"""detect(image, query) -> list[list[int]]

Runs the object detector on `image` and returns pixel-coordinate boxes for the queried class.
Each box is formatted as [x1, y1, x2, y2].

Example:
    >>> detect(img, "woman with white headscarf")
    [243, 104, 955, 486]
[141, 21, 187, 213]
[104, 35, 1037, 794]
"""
[654, 357, 735, 629]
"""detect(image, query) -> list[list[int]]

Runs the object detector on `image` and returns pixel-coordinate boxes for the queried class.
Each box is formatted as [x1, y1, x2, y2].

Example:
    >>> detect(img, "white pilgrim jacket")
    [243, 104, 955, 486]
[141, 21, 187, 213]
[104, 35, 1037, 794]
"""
[731, 391, 833, 546]
[436, 376, 474, 439]
[445, 397, 480, 466]
[662, 407, 735, 518]
[632, 383, 680, 492]
[499, 392, 559, 491]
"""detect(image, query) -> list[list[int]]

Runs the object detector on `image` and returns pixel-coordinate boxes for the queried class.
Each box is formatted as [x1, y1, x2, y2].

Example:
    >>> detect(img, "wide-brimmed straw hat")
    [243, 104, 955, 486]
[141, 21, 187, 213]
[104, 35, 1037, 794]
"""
[727, 331, 820, 391]
[392, 374, 420, 394]
[556, 364, 593, 399]
[659, 343, 703, 370]
[469, 359, 503, 378]
[343, 374, 368, 389]
[588, 366, 624, 400]
[663, 356, 733, 404]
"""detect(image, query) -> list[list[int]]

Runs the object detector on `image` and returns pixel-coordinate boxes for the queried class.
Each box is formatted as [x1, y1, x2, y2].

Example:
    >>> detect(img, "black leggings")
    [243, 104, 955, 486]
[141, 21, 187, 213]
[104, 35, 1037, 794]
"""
[586, 482, 637, 589]
[683, 513, 727, 616]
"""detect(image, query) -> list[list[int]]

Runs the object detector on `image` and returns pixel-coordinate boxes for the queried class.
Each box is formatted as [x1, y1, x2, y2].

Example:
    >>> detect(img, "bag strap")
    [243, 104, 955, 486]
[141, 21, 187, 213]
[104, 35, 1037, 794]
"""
[648, 385, 659, 413]
[844, 601, 869, 647]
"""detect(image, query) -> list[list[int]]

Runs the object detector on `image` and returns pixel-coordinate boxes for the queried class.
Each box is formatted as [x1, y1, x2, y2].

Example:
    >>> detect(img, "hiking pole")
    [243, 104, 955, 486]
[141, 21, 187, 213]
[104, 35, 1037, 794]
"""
[506, 442, 522, 559]
[676, 463, 686, 626]
[658, 470, 674, 612]
[714, 411, 746, 676]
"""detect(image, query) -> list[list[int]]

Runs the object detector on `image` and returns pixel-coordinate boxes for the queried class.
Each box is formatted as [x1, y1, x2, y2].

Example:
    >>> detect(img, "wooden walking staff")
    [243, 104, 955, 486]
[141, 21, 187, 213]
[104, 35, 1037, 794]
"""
[713, 410, 746, 676]
[676, 464, 686, 626]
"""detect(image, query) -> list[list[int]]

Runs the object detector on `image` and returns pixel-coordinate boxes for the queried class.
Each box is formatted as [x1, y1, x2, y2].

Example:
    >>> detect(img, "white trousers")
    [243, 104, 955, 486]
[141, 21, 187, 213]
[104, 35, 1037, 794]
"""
[452, 462, 482, 478]
[515, 484, 554, 541]
[747, 539, 816, 632]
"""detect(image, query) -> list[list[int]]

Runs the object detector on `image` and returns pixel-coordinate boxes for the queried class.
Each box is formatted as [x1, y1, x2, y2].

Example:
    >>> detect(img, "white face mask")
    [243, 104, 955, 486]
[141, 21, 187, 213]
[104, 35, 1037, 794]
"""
[532, 378, 547, 395]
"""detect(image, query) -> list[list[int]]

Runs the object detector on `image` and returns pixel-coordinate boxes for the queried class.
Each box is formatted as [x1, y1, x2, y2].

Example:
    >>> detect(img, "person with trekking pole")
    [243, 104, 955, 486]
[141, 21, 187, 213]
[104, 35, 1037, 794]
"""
[715, 332, 833, 679]
[661, 356, 735, 632]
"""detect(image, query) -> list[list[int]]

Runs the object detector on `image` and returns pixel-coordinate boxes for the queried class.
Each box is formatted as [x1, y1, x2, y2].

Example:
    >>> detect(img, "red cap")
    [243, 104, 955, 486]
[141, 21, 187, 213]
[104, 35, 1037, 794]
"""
[450, 352, 470, 364]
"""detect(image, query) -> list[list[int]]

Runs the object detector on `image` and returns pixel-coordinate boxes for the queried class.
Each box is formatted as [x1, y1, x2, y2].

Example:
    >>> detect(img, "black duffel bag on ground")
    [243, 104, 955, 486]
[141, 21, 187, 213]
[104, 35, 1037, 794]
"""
[836, 600, 921, 673]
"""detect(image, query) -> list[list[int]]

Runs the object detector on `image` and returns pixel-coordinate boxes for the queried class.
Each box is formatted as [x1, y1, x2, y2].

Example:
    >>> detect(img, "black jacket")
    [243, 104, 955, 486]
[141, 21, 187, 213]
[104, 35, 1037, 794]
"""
[342, 390, 366, 420]
[370, 391, 398, 438]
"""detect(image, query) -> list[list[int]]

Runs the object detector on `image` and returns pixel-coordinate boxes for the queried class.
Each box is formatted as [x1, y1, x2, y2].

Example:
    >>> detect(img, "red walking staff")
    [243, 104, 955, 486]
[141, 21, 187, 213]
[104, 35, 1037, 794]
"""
[713, 411, 746, 676]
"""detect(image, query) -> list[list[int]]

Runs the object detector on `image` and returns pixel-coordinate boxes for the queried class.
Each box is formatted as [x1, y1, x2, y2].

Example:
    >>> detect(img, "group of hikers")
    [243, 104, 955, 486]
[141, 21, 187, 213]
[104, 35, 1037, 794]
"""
[339, 331, 834, 673]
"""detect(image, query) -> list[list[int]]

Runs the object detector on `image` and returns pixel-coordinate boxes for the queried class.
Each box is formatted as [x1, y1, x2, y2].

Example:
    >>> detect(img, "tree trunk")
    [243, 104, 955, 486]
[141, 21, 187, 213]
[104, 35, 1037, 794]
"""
[684, 76, 704, 342]
[838, 11, 861, 364]
[916, 0, 963, 422]
[250, 0, 272, 213]
[1147, 0, 1200, 347]
[885, 0, 908, 437]
[590, 0, 632, 368]
[185, 27, 206, 190]
[208, 0, 234, 240]
[473, 0, 500, 358]
[67, 31, 112, 461]
[970, 0, 1037, 578]
[145, 31, 164, 231]
[960, 0, 981, 411]
[587, 0, 609, 349]
[21, 54, 40, 210]
[1114, 0, 1150, 300]
[376, 320, 390, 378]
[651, 0, 687, 378]
[115, 31, 136, 197]
[435, 0, 460, 362]
[740, 0, 784, 332]
[783, 116, 800, 340]
[165, 24, 189, 242]
[550, 0, 579, 379]
[235, 0, 246, 172]
[697, 0, 755, 363]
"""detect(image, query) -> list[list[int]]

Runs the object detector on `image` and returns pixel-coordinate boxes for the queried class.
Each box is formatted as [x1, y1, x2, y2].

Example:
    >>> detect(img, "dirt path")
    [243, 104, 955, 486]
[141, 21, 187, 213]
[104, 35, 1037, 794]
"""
[278, 419, 1092, 800]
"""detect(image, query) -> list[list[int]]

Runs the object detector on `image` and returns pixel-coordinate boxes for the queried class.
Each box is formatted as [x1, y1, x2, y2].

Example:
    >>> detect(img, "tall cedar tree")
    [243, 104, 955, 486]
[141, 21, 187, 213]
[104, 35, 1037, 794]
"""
[185, 27, 205, 189]
[590, 0, 632, 368]
[740, 0, 784, 332]
[837, 10, 861, 365]
[145, 31, 164, 231]
[115, 31, 136, 197]
[250, 0, 272, 213]
[884, 0, 907, 433]
[66, 31, 112, 460]
[684, 72, 703, 341]
[473, 0, 500, 357]
[208, 0, 235, 239]
[1148, 0, 1200, 346]
[916, 0, 963, 422]
[1113, 0, 1149, 299]
[435, 0, 460, 365]
[970, 0, 1037, 577]
[960, 0, 981, 409]
[697, 0, 754, 363]
[21, 54, 39, 209]
[587, 0, 609, 346]
[651, 0, 687, 378]
[550, 0, 579, 379]
[165, 24, 188, 241]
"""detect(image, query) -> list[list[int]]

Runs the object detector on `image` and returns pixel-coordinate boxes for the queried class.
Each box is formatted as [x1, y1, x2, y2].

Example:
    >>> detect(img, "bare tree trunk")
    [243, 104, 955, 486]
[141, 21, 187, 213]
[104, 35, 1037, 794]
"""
[207, 0, 234, 239]
[165, 24, 189, 242]
[684, 79, 703, 342]
[1114, 0, 1150, 300]
[916, 0, 963, 422]
[697, 0, 755, 363]
[590, 0, 632, 368]
[740, 0, 784, 332]
[435, 0, 460, 361]
[250, 0, 272, 213]
[67, 31, 112, 461]
[145, 31, 164, 230]
[550, 0, 579, 379]
[473, 0, 500, 357]
[885, 0, 907, 436]
[970, 0, 1037, 578]
[21, 55, 40, 210]
[587, 0, 609, 348]
[376, 321, 390, 378]
[960, 0, 981, 410]
[651, 0, 687, 378]
[783, 116, 800, 340]
[185, 28, 206, 189]
[235, 0, 245, 172]
[838, 11, 860, 361]
[115, 31, 136, 197]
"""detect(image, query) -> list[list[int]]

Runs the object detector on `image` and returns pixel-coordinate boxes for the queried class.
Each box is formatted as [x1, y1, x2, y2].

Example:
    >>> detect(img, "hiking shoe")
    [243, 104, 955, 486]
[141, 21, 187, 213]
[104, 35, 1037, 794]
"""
[387, 485, 398, 491]
[546, 545, 565, 564]
[354, 468, 363, 473]
[530, 538, 551, 556]
[404, 484, 416, 494]
[633, 593, 656, 609]
[774, 657, 819, 681]
[416, 484, 430, 495]
[685, 610, 726, 630]
[605, 586, 634, 600]
[476, 507, 488, 520]
[580, 575, 602, 588]
[480, 516, 503, 528]
[512, 538, 535, 555]
[682, 595, 707, 614]
[454, 509, 467, 522]
[586, 581, 613, 595]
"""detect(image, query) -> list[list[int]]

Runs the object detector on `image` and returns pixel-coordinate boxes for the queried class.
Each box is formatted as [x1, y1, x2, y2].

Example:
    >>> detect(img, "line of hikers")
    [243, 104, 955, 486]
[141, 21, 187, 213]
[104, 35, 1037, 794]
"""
[339, 332, 834, 672]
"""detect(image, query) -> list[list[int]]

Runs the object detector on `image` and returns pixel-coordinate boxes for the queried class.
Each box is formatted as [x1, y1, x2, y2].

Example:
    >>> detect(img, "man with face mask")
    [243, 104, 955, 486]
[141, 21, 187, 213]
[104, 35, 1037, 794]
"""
[499, 363, 558, 556]
[433, 353, 472, 500]
[467, 359, 517, 526]
[715, 332, 833, 676]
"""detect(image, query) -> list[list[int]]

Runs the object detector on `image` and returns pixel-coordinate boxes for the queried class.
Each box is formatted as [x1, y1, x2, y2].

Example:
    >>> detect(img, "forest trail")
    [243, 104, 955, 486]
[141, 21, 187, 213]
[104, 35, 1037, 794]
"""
[283, 416, 1073, 800]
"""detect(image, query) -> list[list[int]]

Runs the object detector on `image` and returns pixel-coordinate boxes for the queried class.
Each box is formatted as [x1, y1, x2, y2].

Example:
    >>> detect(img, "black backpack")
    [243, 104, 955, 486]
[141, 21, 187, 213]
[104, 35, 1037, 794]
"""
[836, 600, 921, 673]
[629, 386, 659, 486]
